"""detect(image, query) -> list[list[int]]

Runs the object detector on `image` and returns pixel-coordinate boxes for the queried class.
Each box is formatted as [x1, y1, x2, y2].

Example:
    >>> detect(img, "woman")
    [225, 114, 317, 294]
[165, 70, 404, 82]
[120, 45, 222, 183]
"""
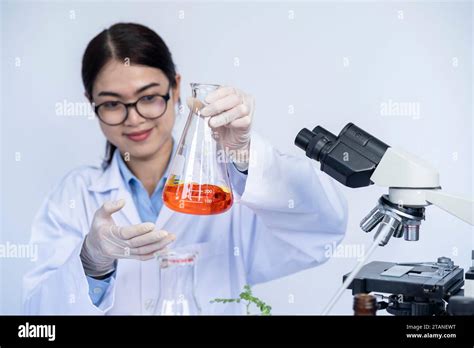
[23, 23, 347, 314]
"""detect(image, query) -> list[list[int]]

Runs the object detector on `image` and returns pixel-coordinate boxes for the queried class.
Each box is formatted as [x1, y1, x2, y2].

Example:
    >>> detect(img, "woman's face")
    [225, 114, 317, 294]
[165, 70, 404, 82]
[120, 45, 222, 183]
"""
[91, 60, 180, 160]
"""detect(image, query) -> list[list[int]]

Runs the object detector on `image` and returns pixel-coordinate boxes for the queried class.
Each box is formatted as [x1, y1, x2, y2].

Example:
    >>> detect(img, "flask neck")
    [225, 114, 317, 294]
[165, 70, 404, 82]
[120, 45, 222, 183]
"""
[157, 253, 197, 298]
[158, 262, 195, 297]
[191, 83, 220, 106]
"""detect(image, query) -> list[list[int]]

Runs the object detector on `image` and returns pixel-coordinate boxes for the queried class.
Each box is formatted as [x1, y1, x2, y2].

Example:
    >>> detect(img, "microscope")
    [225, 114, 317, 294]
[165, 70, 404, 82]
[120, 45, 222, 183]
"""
[295, 123, 474, 315]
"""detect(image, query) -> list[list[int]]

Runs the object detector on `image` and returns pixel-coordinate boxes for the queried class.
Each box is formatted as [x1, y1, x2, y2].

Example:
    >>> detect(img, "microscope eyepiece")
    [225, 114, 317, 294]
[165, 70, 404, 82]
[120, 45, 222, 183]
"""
[294, 128, 315, 152]
[294, 123, 389, 188]
[295, 126, 336, 161]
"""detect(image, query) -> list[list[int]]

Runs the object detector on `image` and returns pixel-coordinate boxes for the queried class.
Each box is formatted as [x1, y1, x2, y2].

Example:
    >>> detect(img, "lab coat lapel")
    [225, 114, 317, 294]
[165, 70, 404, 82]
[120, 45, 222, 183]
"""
[87, 152, 141, 225]
[155, 204, 175, 229]
[116, 184, 142, 225]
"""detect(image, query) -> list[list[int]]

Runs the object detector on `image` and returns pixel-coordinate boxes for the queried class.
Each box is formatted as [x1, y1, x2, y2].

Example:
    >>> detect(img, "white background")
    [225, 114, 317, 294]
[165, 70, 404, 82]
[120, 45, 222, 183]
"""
[1, 0, 472, 314]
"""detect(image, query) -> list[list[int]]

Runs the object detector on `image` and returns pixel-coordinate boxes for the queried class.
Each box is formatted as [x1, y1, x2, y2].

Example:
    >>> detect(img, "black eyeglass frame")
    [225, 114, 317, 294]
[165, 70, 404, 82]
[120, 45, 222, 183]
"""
[94, 92, 171, 126]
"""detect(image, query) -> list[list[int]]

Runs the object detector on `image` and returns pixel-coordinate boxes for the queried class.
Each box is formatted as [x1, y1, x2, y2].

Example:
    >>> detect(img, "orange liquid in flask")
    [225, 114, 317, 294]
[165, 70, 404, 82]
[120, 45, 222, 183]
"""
[163, 182, 233, 215]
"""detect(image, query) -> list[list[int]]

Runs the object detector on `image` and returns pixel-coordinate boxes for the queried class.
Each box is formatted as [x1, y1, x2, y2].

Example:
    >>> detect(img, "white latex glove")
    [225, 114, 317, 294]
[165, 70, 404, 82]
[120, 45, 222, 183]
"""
[187, 86, 254, 171]
[80, 199, 176, 278]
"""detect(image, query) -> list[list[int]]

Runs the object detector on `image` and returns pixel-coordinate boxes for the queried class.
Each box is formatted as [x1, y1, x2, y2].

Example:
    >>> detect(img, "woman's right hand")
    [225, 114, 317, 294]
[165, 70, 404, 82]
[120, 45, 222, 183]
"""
[80, 199, 176, 278]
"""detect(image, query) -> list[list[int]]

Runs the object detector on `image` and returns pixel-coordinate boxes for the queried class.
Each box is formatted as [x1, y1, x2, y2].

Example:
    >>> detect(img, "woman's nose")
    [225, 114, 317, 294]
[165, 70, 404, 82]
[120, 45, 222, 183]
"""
[124, 106, 145, 126]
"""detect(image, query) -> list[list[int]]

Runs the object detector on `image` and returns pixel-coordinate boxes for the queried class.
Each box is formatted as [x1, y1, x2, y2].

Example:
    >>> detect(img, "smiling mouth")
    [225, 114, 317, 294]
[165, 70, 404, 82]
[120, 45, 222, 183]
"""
[124, 128, 154, 142]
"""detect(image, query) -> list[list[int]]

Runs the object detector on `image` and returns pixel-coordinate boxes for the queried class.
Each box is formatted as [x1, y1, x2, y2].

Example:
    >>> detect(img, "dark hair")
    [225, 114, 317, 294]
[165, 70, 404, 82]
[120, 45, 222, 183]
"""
[81, 22, 178, 168]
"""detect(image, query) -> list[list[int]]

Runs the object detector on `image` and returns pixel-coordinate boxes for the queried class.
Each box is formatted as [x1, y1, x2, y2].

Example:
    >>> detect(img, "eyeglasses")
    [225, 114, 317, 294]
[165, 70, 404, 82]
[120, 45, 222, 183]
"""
[94, 92, 171, 126]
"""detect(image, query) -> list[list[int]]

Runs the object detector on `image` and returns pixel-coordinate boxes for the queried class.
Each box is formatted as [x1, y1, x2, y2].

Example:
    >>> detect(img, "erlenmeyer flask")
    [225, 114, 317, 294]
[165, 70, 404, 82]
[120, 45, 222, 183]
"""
[163, 83, 233, 215]
[154, 251, 201, 315]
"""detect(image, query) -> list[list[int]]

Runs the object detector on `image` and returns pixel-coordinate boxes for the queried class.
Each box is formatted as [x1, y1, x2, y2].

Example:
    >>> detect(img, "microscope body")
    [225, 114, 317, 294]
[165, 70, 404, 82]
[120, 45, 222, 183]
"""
[295, 122, 474, 314]
[295, 123, 473, 246]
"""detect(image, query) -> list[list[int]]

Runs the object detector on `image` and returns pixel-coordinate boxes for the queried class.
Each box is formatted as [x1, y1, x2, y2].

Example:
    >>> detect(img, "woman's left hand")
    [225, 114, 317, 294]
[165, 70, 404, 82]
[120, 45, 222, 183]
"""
[187, 86, 254, 171]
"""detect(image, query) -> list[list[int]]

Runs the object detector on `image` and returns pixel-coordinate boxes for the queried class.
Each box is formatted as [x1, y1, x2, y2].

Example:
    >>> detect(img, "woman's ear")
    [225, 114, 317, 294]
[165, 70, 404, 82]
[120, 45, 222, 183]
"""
[172, 73, 181, 104]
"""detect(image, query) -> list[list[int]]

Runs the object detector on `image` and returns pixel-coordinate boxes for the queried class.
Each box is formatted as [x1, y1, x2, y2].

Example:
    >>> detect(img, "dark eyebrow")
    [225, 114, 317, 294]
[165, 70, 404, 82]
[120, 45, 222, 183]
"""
[97, 82, 162, 98]
[136, 82, 161, 94]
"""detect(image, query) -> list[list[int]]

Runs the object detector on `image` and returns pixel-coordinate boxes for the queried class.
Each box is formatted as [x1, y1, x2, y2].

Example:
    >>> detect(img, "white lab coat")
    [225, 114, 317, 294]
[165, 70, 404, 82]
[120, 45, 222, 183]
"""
[23, 131, 348, 315]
